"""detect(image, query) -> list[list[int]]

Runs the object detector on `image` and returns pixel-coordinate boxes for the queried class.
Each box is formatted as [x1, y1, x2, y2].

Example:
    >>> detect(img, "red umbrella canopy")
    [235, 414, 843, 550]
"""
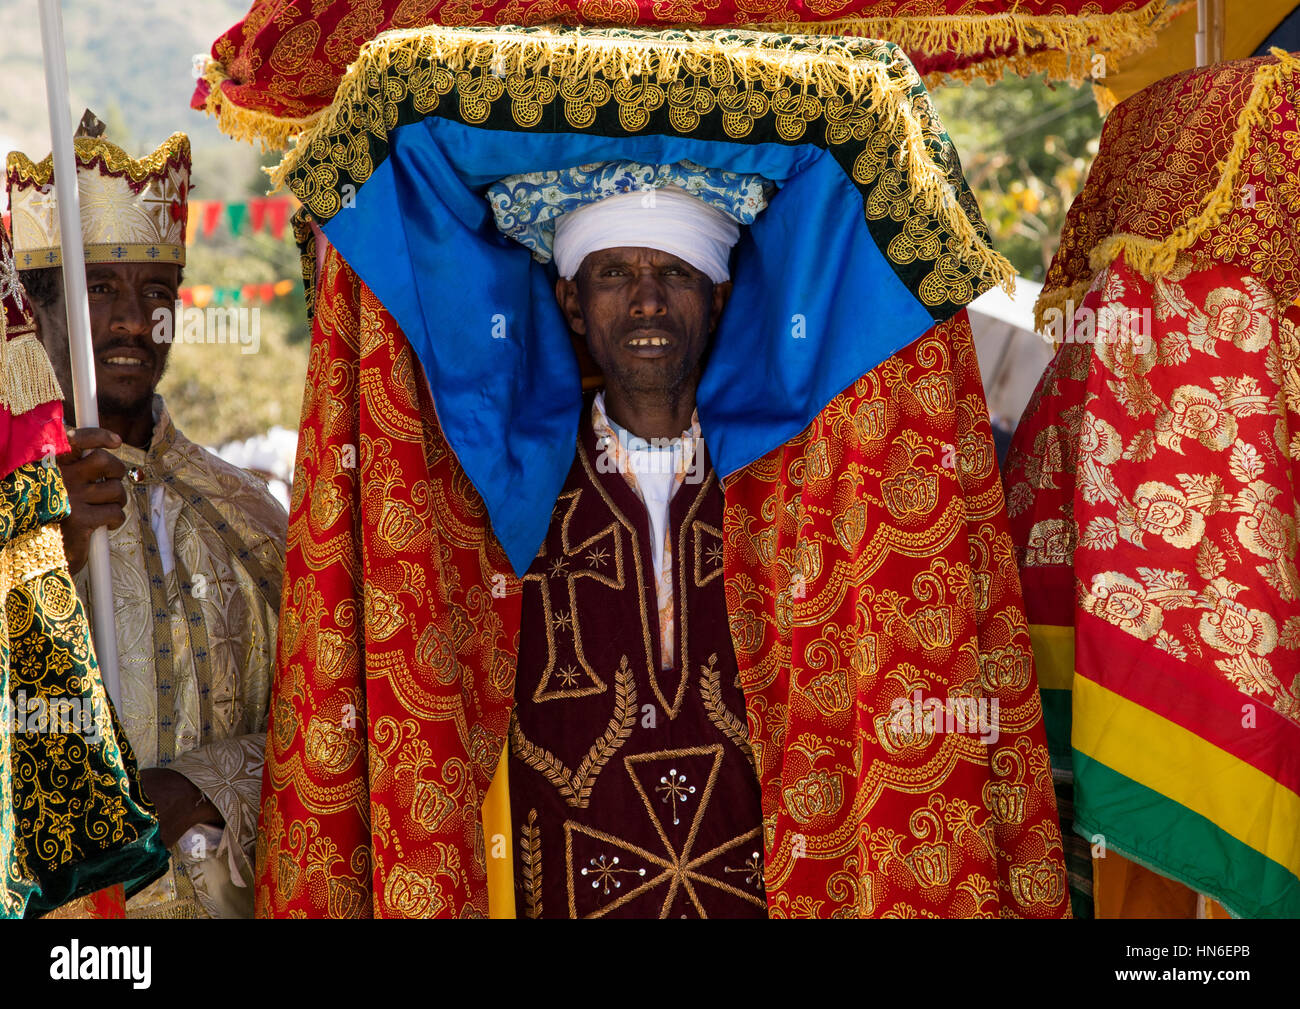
[192, 0, 1184, 149]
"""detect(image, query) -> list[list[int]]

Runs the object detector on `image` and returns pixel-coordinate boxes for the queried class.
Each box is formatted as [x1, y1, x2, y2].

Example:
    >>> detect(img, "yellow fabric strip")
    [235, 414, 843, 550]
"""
[1073, 676, 1300, 874]
[1028, 623, 1074, 691]
[1096, 0, 1296, 110]
[17, 243, 187, 268]
[482, 748, 515, 919]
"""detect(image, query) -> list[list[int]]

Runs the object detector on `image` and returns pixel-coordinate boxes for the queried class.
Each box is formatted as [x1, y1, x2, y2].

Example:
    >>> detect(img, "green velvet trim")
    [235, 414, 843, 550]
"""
[3, 462, 169, 919]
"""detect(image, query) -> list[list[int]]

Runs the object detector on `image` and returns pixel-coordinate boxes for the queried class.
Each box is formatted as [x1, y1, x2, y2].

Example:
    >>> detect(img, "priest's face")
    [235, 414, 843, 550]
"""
[557, 246, 730, 415]
[26, 262, 179, 444]
[85, 262, 179, 418]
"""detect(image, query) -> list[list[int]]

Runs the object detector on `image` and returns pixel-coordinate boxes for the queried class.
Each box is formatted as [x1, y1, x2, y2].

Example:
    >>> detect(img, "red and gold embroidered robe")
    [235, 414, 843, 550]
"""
[255, 244, 1070, 919]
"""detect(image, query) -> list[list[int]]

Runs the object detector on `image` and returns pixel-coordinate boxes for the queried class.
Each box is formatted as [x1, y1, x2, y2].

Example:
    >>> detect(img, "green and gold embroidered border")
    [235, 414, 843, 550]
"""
[2, 462, 167, 917]
[273, 25, 1013, 317]
[291, 207, 318, 323]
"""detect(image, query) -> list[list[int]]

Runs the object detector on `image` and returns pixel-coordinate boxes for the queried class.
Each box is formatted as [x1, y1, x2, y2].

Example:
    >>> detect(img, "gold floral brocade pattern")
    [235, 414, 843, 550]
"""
[1037, 51, 1300, 331]
[723, 310, 1070, 918]
[1008, 253, 1300, 722]
[256, 246, 520, 918]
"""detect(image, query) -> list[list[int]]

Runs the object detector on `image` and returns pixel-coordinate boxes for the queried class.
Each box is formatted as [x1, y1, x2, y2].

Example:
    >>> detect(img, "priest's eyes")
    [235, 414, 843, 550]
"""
[86, 282, 173, 301]
[596, 266, 690, 279]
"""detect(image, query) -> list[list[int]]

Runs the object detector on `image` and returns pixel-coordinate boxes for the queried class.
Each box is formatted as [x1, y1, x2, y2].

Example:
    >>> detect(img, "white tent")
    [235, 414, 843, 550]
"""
[968, 276, 1054, 432]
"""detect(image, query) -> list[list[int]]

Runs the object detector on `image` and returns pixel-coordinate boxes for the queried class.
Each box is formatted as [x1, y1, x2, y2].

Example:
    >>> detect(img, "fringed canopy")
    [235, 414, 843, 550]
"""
[191, 0, 1185, 150]
[1037, 49, 1300, 334]
[269, 24, 1011, 573]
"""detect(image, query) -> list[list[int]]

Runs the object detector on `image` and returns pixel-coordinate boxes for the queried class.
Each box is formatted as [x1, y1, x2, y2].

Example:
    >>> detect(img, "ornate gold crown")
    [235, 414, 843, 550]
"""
[6, 133, 190, 270]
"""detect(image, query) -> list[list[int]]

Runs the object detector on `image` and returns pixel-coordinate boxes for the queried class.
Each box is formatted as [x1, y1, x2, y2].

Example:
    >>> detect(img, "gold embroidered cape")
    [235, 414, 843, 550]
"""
[75, 396, 287, 918]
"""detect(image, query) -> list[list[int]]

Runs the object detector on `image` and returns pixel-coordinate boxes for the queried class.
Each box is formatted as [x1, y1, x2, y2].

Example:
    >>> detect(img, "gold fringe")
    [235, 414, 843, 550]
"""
[768, 0, 1178, 87]
[200, 1, 1176, 150]
[270, 26, 1015, 298]
[1034, 47, 1300, 334]
[0, 329, 64, 415]
[1087, 0, 1195, 114]
[7, 133, 190, 187]
[1092, 83, 1121, 116]
[194, 59, 324, 153]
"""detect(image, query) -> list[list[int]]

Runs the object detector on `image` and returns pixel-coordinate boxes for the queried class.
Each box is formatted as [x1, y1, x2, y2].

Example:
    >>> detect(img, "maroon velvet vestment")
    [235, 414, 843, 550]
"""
[509, 406, 767, 918]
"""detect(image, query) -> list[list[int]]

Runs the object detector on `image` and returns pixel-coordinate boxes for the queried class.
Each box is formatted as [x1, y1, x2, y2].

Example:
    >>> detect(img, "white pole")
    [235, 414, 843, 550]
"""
[1196, 0, 1208, 67]
[37, 0, 121, 709]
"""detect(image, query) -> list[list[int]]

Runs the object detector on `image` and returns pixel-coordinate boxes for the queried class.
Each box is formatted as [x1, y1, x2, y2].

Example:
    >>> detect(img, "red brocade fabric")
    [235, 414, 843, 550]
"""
[1038, 52, 1300, 332]
[256, 248, 520, 918]
[1, 227, 68, 480]
[722, 311, 1069, 918]
[193, 0, 1174, 147]
[1, 401, 67, 483]
[1004, 249, 1300, 917]
[256, 246, 1069, 917]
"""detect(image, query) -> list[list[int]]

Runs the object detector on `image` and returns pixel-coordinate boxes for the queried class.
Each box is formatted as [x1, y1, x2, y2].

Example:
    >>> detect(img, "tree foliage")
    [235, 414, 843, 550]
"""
[931, 73, 1104, 281]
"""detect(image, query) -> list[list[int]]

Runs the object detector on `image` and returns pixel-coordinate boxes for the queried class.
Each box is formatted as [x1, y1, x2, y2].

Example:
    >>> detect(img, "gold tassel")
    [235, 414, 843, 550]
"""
[195, 59, 323, 154]
[0, 330, 65, 415]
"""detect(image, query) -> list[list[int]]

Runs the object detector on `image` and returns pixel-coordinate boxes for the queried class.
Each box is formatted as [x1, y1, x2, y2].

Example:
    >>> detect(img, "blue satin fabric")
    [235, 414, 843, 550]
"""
[323, 117, 936, 575]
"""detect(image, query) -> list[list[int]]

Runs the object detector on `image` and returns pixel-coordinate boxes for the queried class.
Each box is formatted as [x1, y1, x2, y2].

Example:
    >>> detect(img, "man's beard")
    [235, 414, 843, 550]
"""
[604, 352, 700, 414]
[97, 383, 158, 419]
[96, 346, 167, 419]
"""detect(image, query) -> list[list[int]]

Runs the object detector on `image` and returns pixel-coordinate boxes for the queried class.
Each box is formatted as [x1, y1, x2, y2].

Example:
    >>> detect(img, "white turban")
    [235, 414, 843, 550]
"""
[552, 186, 740, 283]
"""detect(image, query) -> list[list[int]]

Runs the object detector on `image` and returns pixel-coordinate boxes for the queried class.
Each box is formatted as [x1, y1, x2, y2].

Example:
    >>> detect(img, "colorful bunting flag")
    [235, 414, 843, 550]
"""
[226, 202, 248, 236]
[182, 196, 298, 244]
[178, 278, 299, 306]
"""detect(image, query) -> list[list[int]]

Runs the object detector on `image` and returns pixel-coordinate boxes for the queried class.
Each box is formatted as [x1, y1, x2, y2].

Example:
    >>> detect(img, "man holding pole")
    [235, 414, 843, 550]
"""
[7, 125, 287, 918]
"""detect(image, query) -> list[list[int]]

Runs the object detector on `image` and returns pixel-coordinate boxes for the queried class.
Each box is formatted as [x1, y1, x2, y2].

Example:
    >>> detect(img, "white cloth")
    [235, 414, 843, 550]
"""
[553, 187, 740, 282]
[625, 448, 678, 585]
[148, 483, 173, 576]
[601, 404, 687, 587]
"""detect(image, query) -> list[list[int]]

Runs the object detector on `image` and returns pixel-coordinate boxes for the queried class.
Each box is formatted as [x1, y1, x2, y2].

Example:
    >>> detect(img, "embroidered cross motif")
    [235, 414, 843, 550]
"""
[139, 182, 173, 228]
[655, 767, 696, 826]
[580, 854, 646, 896]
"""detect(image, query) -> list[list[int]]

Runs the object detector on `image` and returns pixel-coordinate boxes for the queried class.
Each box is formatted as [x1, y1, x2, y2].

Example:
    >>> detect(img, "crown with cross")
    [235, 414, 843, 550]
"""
[6, 111, 190, 271]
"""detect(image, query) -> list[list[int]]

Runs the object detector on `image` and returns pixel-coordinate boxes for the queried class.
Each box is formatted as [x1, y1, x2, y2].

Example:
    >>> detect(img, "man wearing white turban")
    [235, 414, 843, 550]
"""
[487, 161, 772, 918]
